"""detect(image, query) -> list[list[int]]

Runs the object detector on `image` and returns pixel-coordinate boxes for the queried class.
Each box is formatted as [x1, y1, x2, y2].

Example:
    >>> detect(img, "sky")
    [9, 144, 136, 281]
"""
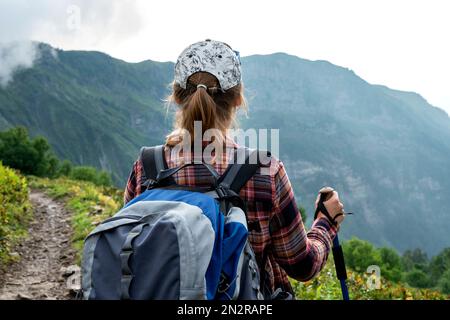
[1, 0, 449, 114]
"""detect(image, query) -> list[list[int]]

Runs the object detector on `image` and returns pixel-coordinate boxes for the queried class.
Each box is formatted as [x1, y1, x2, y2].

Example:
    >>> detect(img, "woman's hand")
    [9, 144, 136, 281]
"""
[314, 187, 345, 225]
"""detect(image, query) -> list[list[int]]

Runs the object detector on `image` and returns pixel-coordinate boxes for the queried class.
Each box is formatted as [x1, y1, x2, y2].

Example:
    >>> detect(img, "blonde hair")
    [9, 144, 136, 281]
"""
[166, 72, 246, 147]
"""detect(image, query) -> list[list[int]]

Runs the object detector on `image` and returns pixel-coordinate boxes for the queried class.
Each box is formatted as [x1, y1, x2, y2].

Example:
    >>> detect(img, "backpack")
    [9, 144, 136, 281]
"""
[81, 145, 269, 300]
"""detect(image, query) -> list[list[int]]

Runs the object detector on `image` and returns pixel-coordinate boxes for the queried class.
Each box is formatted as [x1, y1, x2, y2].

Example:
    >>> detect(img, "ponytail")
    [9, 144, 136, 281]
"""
[166, 71, 246, 147]
[181, 85, 217, 140]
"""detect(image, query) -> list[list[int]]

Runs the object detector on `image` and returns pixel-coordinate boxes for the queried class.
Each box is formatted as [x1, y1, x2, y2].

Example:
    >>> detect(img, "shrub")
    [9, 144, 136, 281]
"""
[292, 259, 447, 300]
[69, 166, 98, 183]
[57, 159, 73, 177]
[69, 166, 113, 187]
[96, 170, 113, 187]
[0, 163, 32, 265]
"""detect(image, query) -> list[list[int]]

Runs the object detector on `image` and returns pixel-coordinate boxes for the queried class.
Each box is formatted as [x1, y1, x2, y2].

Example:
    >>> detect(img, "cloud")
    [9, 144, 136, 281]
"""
[0, 0, 143, 86]
[0, 0, 144, 44]
[0, 42, 39, 87]
[1, 0, 449, 114]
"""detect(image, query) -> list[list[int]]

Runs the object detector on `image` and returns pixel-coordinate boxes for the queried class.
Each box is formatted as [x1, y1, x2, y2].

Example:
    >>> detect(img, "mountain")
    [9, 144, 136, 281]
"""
[0, 43, 173, 183]
[241, 53, 450, 255]
[1, 43, 450, 255]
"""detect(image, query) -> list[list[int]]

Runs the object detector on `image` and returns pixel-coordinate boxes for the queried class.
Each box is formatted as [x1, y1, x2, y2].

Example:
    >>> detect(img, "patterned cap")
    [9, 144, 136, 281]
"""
[174, 39, 242, 91]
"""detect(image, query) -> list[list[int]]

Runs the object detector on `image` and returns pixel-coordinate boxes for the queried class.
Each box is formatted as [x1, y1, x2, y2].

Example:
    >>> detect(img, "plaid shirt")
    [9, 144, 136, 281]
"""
[124, 140, 337, 296]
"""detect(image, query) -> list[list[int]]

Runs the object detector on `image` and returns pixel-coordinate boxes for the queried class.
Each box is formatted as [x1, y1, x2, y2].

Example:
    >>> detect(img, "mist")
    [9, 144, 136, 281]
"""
[0, 0, 143, 87]
[0, 42, 39, 87]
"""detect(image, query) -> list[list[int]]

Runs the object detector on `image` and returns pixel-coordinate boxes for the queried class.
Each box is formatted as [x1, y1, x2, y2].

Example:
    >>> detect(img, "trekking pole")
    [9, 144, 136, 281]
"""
[332, 235, 349, 300]
[315, 188, 350, 300]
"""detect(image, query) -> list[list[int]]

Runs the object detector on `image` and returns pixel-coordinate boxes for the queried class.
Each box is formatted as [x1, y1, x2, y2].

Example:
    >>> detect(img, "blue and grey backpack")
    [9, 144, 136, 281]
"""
[81, 145, 268, 300]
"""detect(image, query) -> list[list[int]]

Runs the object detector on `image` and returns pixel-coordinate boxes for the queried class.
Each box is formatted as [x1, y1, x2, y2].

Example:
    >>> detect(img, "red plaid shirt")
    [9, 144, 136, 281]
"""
[124, 140, 337, 296]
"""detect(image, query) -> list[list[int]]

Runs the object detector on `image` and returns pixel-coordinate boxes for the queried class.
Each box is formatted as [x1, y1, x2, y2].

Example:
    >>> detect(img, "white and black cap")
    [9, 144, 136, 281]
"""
[174, 39, 242, 92]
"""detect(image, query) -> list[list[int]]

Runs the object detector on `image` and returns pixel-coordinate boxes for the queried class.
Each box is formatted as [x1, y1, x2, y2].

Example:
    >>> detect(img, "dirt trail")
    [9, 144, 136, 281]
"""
[0, 190, 77, 300]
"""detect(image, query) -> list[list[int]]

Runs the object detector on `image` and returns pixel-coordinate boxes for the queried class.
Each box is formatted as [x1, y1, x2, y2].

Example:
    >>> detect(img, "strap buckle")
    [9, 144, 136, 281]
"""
[215, 185, 229, 199]
[141, 178, 157, 190]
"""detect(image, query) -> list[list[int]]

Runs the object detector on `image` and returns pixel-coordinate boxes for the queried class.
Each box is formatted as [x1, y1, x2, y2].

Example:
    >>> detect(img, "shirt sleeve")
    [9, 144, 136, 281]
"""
[269, 160, 337, 282]
[123, 159, 142, 205]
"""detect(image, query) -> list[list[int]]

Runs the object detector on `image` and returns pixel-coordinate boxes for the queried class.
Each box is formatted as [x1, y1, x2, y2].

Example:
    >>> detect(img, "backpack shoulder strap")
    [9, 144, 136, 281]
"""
[218, 147, 271, 194]
[139, 145, 175, 187]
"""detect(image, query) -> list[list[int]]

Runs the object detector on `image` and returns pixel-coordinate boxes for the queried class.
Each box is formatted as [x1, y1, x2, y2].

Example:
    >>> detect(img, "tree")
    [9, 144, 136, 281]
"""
[0, 127, 57, 177]
[342, 238, 381, 273]
[0, 127, 38, 174]
[0, 127, 114, 186]
[429, 248, 450, 286]
[404, 268, 430, 288]
[438, 269, 450, 294]
[32, 136, 52, 176]
[46, 154, 60, 178]
[402, 248, 429, 272]
[378, 247, 403, 282]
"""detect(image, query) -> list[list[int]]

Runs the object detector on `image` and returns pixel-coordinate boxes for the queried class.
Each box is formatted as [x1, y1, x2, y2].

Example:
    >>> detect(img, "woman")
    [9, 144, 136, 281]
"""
[124, 39, 345, 298]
